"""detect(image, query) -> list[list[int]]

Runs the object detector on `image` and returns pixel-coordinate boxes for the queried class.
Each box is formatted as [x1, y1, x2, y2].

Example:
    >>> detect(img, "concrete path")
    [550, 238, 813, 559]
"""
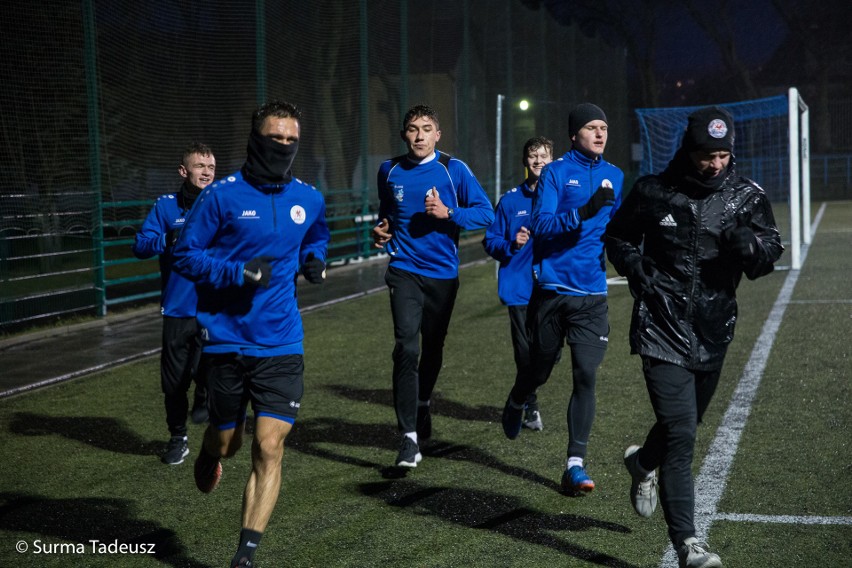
[0, 240, 490, 397]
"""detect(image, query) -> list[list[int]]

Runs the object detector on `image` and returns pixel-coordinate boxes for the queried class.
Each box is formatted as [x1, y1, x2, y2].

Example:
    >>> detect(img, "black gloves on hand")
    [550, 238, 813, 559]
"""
[722, 225, 758, 261]
[302, 253, 326, 284]
[165, 228, 181, 247]
[626, 256, 659, 298]
[243, 256, 273, 287]
[577, 185, 616, 221]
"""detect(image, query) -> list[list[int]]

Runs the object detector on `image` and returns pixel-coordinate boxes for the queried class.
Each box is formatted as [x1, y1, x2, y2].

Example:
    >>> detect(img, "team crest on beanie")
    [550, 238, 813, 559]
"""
[708, 118, 728, 139]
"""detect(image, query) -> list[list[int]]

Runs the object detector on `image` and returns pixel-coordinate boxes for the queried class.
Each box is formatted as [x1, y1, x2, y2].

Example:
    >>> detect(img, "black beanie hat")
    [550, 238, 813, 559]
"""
[683, 105, 735, 152]
[569, 103, 607, 138]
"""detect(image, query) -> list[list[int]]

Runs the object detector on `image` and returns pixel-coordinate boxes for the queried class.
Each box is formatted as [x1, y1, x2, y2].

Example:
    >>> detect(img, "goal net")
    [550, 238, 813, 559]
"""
[635, 89, 810, 269]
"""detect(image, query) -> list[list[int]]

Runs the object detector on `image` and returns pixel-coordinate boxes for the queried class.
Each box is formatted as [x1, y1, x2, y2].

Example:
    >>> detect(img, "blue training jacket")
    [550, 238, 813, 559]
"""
[532, 149, 624, 296]
[132, 190, 197, 318]
[377, 151, 494, 279]
[482, 182, 535, 306]
[172, 171, 330, 356]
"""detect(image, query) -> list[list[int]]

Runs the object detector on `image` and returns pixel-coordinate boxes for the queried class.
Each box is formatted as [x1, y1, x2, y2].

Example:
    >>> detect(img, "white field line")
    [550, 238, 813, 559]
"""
[659, 203, 829, 567]
[714, 513, 852, 525]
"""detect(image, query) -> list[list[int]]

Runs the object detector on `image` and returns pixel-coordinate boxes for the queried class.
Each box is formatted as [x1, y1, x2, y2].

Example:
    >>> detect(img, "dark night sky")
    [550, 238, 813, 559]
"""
[655, 1, 786, 74]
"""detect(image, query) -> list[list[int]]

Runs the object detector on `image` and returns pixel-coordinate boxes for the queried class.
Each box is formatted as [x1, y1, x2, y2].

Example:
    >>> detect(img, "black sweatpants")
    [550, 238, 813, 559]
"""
[507, 305, 536, 406]
[161, 316, 204, 437]
[510, 289, 608, 458]
[635, 357, 721, 547]
[385, 265, 459, 434]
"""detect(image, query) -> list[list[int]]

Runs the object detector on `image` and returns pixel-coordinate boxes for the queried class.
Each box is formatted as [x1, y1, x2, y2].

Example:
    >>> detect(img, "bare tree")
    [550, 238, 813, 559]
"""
[684, 0, 760, 100]
[770, 0, 851, 152]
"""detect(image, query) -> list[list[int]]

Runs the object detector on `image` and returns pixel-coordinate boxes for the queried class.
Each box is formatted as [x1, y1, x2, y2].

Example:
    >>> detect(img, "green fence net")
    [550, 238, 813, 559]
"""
[0, 0, 631, 330]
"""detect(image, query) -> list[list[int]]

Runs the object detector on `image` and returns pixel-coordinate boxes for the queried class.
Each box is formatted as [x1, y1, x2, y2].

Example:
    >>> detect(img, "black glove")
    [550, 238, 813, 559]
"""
[626, 256, 659, 298]
[721, 225, 758, 261]
[165, 228, 181, 247]
[577, 185, 616, 221]
[302, 253, 326, 284]
[243, 256, 273, 287]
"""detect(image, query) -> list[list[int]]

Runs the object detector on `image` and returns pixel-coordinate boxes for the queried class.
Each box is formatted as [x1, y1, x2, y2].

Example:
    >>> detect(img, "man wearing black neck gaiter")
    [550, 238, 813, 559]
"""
[133, 142, 216, 466]
[606, 106, 783, 568]
[172, 101, 330, 568]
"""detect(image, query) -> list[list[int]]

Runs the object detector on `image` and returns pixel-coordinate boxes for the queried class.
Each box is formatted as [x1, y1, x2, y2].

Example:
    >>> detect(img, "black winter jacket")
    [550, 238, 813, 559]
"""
[606, 154, 783, 370]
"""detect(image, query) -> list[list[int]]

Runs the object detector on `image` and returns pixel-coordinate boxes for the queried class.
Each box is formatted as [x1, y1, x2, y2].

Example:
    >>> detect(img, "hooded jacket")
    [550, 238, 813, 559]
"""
[606, 151, 783, 370]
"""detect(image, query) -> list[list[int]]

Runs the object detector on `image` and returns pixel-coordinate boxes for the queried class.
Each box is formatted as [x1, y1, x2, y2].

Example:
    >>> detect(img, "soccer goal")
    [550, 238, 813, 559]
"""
[635, 88, 810, 269]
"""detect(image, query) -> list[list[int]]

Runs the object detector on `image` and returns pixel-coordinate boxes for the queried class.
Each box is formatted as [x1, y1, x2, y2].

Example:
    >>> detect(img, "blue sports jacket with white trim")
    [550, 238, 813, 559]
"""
[376, 151, 494, 279]
[532, 149, 624, 296]
[172, 171, 329, 356]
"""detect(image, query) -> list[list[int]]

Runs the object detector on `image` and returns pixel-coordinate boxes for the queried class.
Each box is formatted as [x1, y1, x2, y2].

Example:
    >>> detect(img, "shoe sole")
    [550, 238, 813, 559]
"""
[162, 448, 190, 465]
[195, 460, 222, 493]
[562, 482, 595, 496]
[396, 452, 422, 468]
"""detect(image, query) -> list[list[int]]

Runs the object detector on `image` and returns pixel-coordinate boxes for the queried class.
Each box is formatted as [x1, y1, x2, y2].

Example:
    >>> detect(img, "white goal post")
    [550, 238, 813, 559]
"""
[635, 89, 810, 270]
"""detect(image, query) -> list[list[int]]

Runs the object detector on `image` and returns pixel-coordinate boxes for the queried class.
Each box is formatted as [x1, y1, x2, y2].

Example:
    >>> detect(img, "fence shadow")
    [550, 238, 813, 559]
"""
[8, 412, 161, 456]
[358, 480, 640, 568]
[0, 492, 210, 567]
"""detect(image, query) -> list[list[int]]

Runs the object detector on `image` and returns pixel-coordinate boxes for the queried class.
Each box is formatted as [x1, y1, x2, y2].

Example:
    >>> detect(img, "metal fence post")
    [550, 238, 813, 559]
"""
[83, 0, 105, 316]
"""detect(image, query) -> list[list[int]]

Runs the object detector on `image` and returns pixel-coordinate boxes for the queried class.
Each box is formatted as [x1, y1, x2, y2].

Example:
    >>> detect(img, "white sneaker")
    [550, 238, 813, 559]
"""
[623, 445, 657, 517]
[678, 537, 722, 568]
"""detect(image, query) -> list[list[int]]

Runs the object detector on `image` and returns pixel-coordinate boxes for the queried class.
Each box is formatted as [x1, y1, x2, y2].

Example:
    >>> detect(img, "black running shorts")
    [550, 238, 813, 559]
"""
[201, 353, 304, 430]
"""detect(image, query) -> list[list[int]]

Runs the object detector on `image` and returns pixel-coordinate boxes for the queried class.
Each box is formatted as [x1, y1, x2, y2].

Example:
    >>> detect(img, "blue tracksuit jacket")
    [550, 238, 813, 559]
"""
[132, 190, 198, 317]
[172, 171, 330, 356]
[377, 151, 494, 279]
[482, 182, 535, 306]
[532, 149, 624, 296]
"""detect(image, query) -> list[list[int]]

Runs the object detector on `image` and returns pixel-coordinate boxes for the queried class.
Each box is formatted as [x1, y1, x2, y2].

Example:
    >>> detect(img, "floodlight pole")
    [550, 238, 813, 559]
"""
[495, 94, 505, 204]
[494, 94, 505, 278]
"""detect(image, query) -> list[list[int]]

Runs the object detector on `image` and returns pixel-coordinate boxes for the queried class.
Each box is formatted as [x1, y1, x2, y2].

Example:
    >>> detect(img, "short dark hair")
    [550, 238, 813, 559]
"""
[252, 100, 303, 132]
[181, 142, 214, 166]
[402, 104, 440, 131]
[521, 136, 554, 166]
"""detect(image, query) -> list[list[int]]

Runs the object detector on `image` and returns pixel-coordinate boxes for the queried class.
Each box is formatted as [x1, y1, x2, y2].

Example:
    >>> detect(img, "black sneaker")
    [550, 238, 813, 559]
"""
[522, 403, 543, 431]
[190, 391, 209, 424]
[231, 556, 253, 567]
[162, 436, 189, 465]
[501, 397, 523, 439]
[416, 404, 432, 441]
[395, 436, 422, 468]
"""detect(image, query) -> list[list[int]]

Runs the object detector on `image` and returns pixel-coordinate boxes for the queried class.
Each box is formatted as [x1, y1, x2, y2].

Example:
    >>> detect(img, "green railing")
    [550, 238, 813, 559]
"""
[97, 191, 385, 313]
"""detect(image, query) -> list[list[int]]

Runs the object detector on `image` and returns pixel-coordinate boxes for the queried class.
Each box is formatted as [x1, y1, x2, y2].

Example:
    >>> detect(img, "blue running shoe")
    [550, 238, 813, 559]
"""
[501, 397, 524, 439]
[561, 465, 595, 495]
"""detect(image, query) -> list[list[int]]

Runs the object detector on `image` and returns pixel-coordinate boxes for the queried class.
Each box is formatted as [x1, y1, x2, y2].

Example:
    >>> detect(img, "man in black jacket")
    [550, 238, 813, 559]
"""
[606, 106, 783, 568]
